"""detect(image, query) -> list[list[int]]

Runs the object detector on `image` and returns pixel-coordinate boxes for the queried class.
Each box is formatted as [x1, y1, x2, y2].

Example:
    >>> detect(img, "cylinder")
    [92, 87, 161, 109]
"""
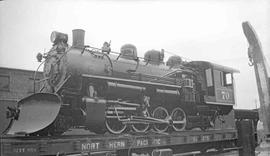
[72, 29, 85, 48]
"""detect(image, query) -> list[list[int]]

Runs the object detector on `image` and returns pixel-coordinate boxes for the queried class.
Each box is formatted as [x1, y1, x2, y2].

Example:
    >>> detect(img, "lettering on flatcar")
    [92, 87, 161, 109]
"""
[81, 142, 100, 151]
[136, 139, 149, 147]
[13, 148, 25, 153]
[13, 147, 37, 153]
[189, 136, 199, 143]
[202, 135, 211, 142]
[108, 140, 126, 149]
[26, 147, 37, 152]
[152, 138, 161, 145]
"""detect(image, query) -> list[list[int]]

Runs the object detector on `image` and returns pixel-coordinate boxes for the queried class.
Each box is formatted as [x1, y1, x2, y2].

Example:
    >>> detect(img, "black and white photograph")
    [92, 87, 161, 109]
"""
[0, 0, 269, 155]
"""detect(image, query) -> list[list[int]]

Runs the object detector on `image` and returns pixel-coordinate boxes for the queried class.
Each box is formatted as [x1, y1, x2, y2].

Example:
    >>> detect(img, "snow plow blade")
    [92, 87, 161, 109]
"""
[5, 93, 62, 135]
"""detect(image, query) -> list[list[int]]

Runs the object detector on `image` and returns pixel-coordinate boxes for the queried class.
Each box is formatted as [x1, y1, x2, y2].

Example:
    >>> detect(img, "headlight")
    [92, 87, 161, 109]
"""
[50, 31, 68, 44]
[50, 31, 57, 43]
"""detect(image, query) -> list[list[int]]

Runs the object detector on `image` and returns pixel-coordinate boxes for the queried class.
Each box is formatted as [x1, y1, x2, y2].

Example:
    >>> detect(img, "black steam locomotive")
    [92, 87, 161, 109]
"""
[5, 29, 239, 136]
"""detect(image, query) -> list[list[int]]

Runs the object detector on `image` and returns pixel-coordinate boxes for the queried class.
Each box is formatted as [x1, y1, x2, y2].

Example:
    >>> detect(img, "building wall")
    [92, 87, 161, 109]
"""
[0, 67, 43, 134]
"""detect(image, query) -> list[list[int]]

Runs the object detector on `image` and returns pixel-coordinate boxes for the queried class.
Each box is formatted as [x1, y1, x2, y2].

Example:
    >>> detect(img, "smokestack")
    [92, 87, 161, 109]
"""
[72, 29, 85, 48]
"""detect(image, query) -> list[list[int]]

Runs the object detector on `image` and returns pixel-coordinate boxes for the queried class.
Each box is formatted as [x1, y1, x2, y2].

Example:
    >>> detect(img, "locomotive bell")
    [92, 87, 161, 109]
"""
[72, 29, 85, 48]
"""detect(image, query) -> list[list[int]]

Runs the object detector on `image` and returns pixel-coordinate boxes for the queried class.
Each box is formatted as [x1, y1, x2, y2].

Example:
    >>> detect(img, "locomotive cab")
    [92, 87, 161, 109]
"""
[189, 61, 239, 106]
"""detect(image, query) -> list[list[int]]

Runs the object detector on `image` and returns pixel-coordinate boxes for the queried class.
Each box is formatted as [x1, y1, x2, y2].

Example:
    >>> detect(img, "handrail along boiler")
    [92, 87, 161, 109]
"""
[5, 29, 239, 135]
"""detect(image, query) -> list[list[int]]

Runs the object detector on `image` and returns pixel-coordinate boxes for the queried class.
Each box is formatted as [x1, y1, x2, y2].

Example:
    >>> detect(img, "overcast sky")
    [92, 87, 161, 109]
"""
[0, 0, 270, 109]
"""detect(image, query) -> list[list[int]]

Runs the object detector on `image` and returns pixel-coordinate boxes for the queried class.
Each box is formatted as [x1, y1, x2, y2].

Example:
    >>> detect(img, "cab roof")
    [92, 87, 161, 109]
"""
[189, 61, 240, 73]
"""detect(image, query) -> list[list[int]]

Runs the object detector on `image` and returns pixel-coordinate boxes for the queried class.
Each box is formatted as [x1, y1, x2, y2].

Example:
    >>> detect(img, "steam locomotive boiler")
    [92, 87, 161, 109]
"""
[5, 29, 239, 136]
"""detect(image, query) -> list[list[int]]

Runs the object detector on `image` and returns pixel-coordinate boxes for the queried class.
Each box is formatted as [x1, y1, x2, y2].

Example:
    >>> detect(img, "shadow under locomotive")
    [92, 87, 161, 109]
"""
[4, 29, 239, 136]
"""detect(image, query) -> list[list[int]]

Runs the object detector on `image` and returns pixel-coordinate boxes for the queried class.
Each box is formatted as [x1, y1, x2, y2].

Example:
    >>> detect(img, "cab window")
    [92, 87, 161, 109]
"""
[205, 68, 215, 96]
[218, 71, 233, 87]
[205, 68, 213, 87]
[224, 72, 233, 86]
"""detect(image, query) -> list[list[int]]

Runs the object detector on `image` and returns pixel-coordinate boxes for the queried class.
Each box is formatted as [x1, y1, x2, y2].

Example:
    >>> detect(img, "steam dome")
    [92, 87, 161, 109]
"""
[120, 44, 137, 60]
[144, 49, 164, 65]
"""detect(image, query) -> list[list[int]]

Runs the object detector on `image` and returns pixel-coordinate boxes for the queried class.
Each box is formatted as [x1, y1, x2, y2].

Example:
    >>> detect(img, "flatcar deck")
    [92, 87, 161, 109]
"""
[1, 129, 238, 156]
